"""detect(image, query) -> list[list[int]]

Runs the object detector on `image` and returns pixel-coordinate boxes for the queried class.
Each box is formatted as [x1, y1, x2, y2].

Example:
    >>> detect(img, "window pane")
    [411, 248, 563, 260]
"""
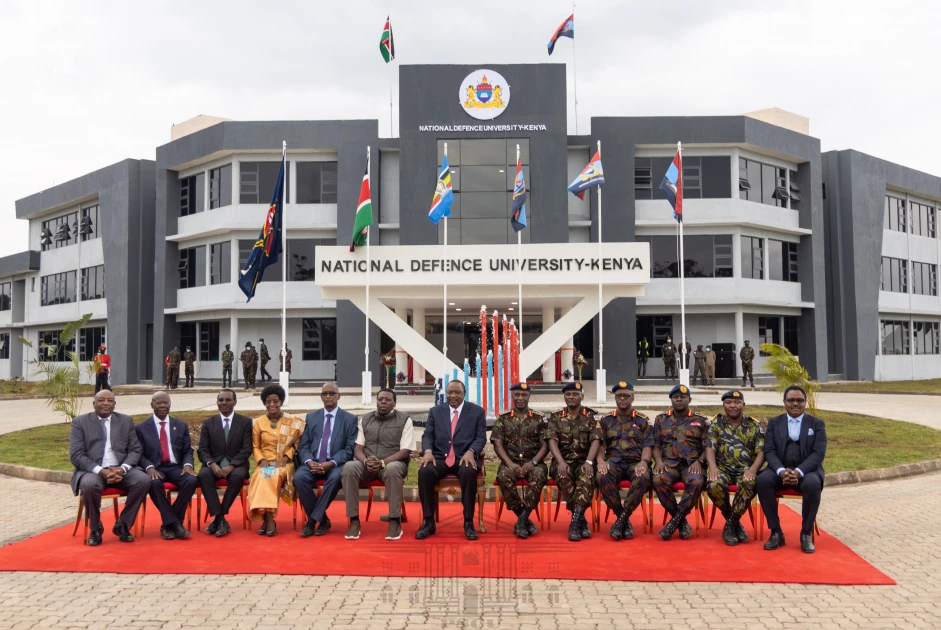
[461, 192, 507, 219]
[461, 166, 507, 192]
[505, 139, 529, 165]
[437, 140, 461, 166]
[461, 219, 508, 245]
[768, 240, 784, 281]
[288, 239, 317, 281]
[460, 139, 505, 165]
[682, 235, 713, 277]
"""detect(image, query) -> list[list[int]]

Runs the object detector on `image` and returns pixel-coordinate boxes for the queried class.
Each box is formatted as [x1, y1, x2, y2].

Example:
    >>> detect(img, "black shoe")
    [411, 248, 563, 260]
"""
[464, 520, 478, 540]
[525, 518, 538, 536]
[514, 513, 529, 539]
[568, 509, 583, 542]
[610, 510, 628, 541]
[215, 519, 231, 538]
[171, 522, 190, 540]
[415, 520, 436, 540]
[764, 530, 786, 550]
[678, 516, 694, 540]
[160, 525, 175, 540]
[800, 533, 815, 554]
[314, 516, 331, 536]
[87, 529, 103, 546]
[722, 521, 739, 546]
[300, 520, 317, 538]
[659, 513, 682, 541]
[735, 520, 749, 543]
[622, 518, 634, 540]
[112, 521, 134, 543]
[579, 513, 592, 539]
[206, 517, 220, 536]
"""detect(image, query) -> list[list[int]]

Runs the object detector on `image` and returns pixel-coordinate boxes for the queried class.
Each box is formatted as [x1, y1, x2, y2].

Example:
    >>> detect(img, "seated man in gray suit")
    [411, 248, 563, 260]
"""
[293, 382, 358, 538]
[69, 390, 150, 546]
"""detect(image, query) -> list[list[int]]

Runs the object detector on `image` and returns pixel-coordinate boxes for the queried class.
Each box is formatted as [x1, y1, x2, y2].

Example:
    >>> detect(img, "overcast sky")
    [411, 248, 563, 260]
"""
[0, 0, 936, 256]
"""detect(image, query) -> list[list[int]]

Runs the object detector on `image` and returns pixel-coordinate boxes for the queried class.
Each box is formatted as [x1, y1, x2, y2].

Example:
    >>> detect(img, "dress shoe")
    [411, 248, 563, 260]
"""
[160, 525, 176, 540]
[763, 530, 786, 550]
[722, 522, 739, 546]
[112, 521, 134, 543]
[800, 533, 816, 554]
[579, 513, 592, 539]
[464, 520, 478, 540]
[415, 520, 436, 540]
[345, 519, 361, 540]
[206, 517, 220, 536]
[314, 516, 331, 536]
[568, 509, 583, 542]
[87, 530, 103, 546]
[171, 522, 190, 540]
[735, 521, 749, 544]
[385, 518, 403, 541]
[659, 513, 682, 541]
[300, 520, 317, 538]
[678, 517, 694, 540]
[621, 519, 634, 540]
[610, 510, 628, 541]
[215, 519, 231, 538]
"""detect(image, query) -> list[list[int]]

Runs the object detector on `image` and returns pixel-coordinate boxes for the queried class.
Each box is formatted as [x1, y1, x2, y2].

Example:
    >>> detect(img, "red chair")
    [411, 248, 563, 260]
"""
[362, 479, 408, 523]
[139, 482, 194, 537]
[492, 479, 544, 529]
[757, 488, 821, 541]
[600, 480, 652, 534]
[658, 482, 708, 537]
[72, 488, 141, 545]
[195, 479, 250, 531]
[705, 484, 758, 540]
[540, 479, 600, 533]
[434, 464, 487, 533]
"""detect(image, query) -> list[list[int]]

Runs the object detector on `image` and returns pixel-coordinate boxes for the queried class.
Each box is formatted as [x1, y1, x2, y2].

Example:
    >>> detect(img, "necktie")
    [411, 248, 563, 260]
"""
[319, 413, 333, 462]
[159, 421, 171, 465]
[445, 408, 459, 467]
[99, 418, 108, 465]
[220, 417, 230, 468]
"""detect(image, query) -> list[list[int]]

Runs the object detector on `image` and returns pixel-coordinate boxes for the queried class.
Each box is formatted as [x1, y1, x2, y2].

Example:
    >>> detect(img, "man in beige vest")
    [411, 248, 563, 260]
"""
[704, 345, 717, 386]
[341, 388, 414, 540]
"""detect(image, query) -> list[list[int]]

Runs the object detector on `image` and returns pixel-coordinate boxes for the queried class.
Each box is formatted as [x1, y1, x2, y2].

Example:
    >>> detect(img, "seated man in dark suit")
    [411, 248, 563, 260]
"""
[758, 385, 827, 554]
[416, 380, 487, 541]
[134, 391, 197, 540]
[293, 382, 358, 538]
[197, 388, 254, 537]
[69, 390, 150, 546]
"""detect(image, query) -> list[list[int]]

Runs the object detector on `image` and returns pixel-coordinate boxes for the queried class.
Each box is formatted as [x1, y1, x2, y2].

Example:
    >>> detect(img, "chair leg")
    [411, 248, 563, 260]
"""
[709, 503, 717, 529]
[73, 497, 84, 537]
[494, 487, 503, 529]
[366, 488, 373, 522]
[138, 498, 145, 538]
[553, 490, 563, 522]
[542, 487, 550, 531]
[240, 488, 248, 530]
[293, 498, 298, 530]
[196, 488, 202, 532]
[640, 494, 649, 534]
[477, 488, 487, 533]
[401, 500, 408, 524]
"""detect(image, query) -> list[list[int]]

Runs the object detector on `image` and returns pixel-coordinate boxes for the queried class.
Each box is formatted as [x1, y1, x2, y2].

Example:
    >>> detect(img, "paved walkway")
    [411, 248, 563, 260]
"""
[1, 470, 938, 629]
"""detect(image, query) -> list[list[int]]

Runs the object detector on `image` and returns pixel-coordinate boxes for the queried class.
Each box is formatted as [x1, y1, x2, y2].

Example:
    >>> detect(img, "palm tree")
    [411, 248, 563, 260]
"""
[759, 343, 820, 414]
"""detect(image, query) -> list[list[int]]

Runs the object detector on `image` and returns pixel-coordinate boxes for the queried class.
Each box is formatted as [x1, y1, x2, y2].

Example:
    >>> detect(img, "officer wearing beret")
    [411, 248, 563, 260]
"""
[491, 382, 549, 539]
[705, 390, 765, 545]
[596, 381, 653, 541]
[240, 342, 257, 389]
[547, 381, 603, 542]
[652, 384, 710, 540]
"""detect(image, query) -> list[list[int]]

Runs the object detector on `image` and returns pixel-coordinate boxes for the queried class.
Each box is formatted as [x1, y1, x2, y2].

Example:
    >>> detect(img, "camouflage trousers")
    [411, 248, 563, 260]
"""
[653, 463, 705, 517]
[706, 468, 757, 519]
[166, 366, 179, 388]
[742, 361, 754, 384]
[496, 463, 548, 511]
[549, 459, 594, 510]
[597, 460, 651, 515]
[663, 357, 676, 378]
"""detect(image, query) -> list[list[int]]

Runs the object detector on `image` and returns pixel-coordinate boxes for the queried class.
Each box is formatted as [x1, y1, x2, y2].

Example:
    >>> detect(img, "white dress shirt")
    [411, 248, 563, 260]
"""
[92, 416, 130, 475]
[355, 415, 415, 451]
[148, 415, 178, 467]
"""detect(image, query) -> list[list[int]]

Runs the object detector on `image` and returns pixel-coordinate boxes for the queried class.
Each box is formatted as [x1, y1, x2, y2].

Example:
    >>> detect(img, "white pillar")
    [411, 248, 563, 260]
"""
[734, 309, 744, 379]
[230, 314, 240, 385]
[560, 306, 575, 382]
[395, 306, 408, 384]
[542, 306, 556, 382]
[412, 306, 426, 384]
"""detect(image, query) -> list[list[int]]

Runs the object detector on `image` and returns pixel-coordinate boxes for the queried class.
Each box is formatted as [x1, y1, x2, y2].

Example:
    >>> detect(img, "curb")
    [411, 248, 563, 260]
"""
[0, 463, 71, 484]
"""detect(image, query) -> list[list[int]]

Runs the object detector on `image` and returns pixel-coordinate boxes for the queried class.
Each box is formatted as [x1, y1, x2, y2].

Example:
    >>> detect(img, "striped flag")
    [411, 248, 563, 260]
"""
[428, 152, 454, 224]
[350, 151, 372, 251]
[380, 17, 395, 63]
[659, 147, 683, 222]
[510, 157, 528, 233]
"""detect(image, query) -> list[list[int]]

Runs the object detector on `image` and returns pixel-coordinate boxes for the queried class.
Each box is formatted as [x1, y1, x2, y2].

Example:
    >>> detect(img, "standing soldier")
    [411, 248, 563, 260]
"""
[221, 344, 235, 388]
[692, 345, 707, 386]
[661, 336, 677, 380]
[182, 346, 197, 388]
[680, 338, 692, 371]
[637, 336, 650, 378]
[280, 344, 293, 380]
[491, 382, 549, 539]
[259, 338, 271, 383]
[240, 342, 256, 389]
[740, 340, 755, 388]
[704, 345, 717, 386]
[705, 390, 765, 546]
[547, 382, 603, 542]
[652, 384, 710, 541]
[165, 346, 181, 390]
[596, 381, 653, 541]
[93, 345, 112, 393]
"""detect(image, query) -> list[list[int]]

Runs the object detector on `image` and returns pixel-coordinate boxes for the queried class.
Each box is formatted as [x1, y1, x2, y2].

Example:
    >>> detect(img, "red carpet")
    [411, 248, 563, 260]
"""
[0, 499, 893, 585]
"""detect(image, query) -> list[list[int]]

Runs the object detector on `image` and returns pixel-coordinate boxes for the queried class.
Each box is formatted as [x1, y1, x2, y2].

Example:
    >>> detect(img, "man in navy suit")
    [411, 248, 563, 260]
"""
[416, 380, 487, 541]
[293, 382, 358, 538]
[758, 385, 827, 554]
[134, 391, 197, 540]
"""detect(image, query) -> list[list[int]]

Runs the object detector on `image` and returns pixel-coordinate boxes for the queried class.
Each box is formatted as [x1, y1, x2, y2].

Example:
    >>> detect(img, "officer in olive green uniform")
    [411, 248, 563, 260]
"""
[259, 338, 272, 382]
[680, 339, 692, 370]
[280, 345, 293, 377]
[221, 344, 235, 388]
[491, 382, 549, 539]
[661, 337, 677, 379]
[693, 345, 707, 385]
[548, 381, 603, 542]
[240, 342, 257, 389]
[705, 389, 766, 546]
[740, 340, 755, 388]
[165, 346, 181, 389]
[637, 336, 650, 378]
[596, 381, 653, 541]
[652, 384, 710, 541]
[182, 346, 196, 388]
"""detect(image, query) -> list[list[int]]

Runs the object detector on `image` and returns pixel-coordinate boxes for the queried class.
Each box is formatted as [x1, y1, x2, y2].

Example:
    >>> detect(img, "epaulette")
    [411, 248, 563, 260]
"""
[604, 410, 617, 418]
[531, 410, 545, 418]
[582, 407, 598, 416]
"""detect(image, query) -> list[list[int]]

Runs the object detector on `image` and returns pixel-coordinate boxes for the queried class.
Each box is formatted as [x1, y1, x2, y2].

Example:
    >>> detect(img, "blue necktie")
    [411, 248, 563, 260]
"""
[318, 413, 333, 462]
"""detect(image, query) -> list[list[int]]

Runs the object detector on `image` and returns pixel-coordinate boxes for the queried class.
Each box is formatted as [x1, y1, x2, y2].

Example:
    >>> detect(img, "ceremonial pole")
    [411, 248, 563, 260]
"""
[596, 139, 606, 403]
[516, 143, 524, 355]
[571, 2, 579, 135]
[678, 141, 689, 387]
[442, 143, 449, 390]
[279, 141, 290, 405]
[362, 146, 372, 405]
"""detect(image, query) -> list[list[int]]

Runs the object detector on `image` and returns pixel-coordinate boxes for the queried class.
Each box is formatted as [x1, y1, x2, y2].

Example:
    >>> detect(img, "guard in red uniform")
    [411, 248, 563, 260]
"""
[93, 345, 112, 393]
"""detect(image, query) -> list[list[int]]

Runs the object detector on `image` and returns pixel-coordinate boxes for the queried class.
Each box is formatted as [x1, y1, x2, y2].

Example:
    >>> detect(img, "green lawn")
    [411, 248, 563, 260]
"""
[1, 406, 938, 480]
[820, 379, 941, 395]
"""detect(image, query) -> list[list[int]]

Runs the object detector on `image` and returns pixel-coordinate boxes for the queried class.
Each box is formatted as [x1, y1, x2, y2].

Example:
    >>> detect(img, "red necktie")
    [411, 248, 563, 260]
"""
[445, 408, 459, 467]
[159, 421, 171, 465]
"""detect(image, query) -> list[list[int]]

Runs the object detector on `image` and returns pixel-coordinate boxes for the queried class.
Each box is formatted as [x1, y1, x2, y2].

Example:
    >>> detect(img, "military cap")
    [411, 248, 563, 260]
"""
[668, 384, 691, 398]
[697, 344, 703, 349]
[245, 342, 251, 348]
[561, 382, 583, 393]
[510, 382, 530, 391]
[721, 389, 745, 402]
[611, 380, 634, 393]
[98, 345, 106, 350]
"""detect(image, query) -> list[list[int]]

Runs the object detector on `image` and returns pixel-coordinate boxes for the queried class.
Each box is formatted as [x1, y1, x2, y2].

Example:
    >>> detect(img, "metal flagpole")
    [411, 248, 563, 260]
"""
[442, 142, 449, 390]
[363, 146, 372, 405]
[596, 139, 605, 403]
[389, 73, 394, 137]
[678, 141, 689, 387]
[280, 141, 289, 405]
[571, 2, 579, 135]
[516, 144, 524, 354]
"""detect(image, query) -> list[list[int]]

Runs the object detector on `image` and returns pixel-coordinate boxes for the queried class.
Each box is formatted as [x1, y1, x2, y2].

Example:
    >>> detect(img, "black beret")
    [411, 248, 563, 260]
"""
[245, 342, 251, 347]
[612, 381, 634, 393]
[721, 389, 744, 402]
[510, 382, 530, 391]
[561, 382, 583, 393]
[669, 384, 691, 398]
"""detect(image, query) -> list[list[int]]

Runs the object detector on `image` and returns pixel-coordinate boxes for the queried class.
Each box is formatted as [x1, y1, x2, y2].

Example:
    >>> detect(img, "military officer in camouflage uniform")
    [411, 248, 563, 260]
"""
[740, 340, 755, 388]
[165, 346, 181, 389]
[680, 339, 692, 370]
[661, 337, 677, 379]
[705, 389, 765, 546]
[221, 344, 235, 388]
[280, 344, 293, 378]
[547, 381, 603, 542]
[596, 381, 653, 541]
[182, 346, 196, 388]
[259, 338, 272, 382]
[652, 384, 710, 541]
[692, 345, 707, 385]
[491, 382, 549, 539]
[240, 342, 257, 389]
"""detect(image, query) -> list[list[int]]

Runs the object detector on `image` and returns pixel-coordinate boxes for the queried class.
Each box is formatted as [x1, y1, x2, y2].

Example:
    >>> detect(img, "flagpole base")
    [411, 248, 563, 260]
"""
[361, 371, 372, 406]
[279, 372, 291, 406]
[679, 368, 690, 388]
[595, 368, 607, 404]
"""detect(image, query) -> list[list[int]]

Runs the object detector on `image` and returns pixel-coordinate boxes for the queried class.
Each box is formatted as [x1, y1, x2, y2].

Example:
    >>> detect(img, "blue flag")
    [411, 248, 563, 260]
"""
[238, 155, 285, 301]
[428, 153, 454, 225]
[510, 157, 528, 233]
[659, 148, 683, 222]
[547, 14, 574, 56]
[568, 150, 604, 200]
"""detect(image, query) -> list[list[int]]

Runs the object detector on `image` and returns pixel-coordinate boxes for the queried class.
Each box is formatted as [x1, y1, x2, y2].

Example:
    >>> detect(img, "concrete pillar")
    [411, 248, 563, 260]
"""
[542, 306, 556, 382]
[560, 306, 574, 382]
[230, 314, 239, 385]
[395, 306, 408, 383]
[734, 309, 744, 378]
[412, 306, 426, 384]
[732, 229, 742, 279]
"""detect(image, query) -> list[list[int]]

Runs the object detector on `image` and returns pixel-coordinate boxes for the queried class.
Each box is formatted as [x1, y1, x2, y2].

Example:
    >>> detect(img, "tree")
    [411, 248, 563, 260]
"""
[18, 313, 93, 423]
[759, 342, 820, 414]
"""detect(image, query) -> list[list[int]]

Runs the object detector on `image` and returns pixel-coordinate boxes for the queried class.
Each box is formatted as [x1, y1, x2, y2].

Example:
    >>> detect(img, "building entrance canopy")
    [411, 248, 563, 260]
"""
[316, 242, 650, 381]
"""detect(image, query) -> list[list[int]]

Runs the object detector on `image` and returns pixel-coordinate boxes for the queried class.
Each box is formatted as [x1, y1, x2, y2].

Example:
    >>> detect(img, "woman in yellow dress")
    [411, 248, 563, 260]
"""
[247, 384, 306, 536]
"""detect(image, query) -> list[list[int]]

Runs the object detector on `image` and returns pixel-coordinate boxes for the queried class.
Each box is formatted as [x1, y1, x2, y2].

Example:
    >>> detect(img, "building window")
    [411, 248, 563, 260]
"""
[209, 242, 231, 285]
[910, 201, 936, 238]
[40, 212, 78, 251]
[881, 256, 908, 293]
[635, 156, 731, 200]
[40, 271, 77, 306]
[742, 236, 764, 279]
[634, 235, 732, 279]
[636, 315, 673, 358]
[758, 317, 780, 355]
[296, 162, 338, 204]
[912, 261, 938, 296]
[80, 265, 106, 300]
[199, 321, 220, 361]
[0, 282, 10, 311]
[179, 245, 207, 289]
[79, 327, 106, 362]
[38, 330, 74, 362]
[913, 321, 940, 355]
[0, 333, 9, 359]
[783, 316, 799, 355]
[209, 164, 232, 209]
[240, 161, 290, 204]
[739, 158, 788, 208]
[238, 239, 282, 282]
[180, 173, 205, 217]
[302, 318, 337, 360]
[769, 239, 799, 282]
[79, 205, 100, 241]
[884, 196, 907, 232]
[881, 320, 910, 355]
[788, 170, 802, 210]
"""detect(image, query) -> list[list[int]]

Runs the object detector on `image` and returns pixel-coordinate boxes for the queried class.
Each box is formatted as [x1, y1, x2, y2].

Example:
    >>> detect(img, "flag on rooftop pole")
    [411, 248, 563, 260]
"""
[567, 150, 604, 200]
[659, 147, 683, 222]
[510, 156, 528, 233]
[237, 150, 285, 301]
[547, 13, 574, 56]
[380, 17, 395, 63]
[428, 152, 454, 224]
[350, 151, 373, 251]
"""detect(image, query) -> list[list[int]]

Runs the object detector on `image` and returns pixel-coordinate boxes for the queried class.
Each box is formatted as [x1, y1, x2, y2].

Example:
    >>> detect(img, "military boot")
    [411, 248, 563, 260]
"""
[579, 512, 592, 539]
[514, 510, 529, 539]
[520, 509, 537, 536]
[659, 512, 682, 541]
[568, 509, 583, 542]
[621, 509, 635, 540]
[722, 515, 740, 546]
[678, 515, 694, 540]
[610, 508, 628, 541]
[735, 518, 749, 543]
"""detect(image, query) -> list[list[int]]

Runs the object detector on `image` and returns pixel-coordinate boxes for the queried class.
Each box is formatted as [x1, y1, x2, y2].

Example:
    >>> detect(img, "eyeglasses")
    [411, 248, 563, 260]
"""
[785, 398, 806, 404]
[614, 394, 632, 400]
[321, 392, 339, 396]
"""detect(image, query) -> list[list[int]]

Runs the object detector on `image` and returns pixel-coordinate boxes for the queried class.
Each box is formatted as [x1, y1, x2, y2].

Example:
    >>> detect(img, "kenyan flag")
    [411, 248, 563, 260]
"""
[380, 17, 394, 63]
[350, 151, 373, 251]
